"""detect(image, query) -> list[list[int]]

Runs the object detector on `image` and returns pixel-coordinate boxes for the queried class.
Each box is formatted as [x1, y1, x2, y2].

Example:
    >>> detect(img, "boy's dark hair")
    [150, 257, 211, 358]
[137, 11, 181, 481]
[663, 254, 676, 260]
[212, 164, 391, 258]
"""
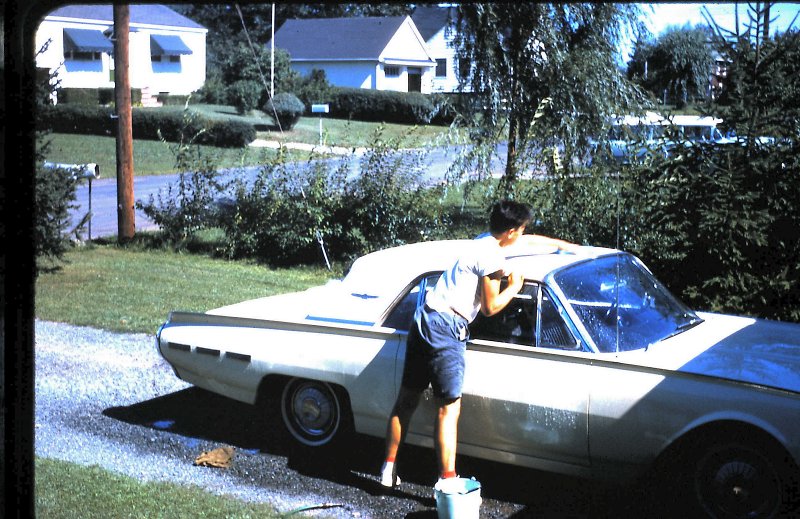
[489, 200, 532, 236]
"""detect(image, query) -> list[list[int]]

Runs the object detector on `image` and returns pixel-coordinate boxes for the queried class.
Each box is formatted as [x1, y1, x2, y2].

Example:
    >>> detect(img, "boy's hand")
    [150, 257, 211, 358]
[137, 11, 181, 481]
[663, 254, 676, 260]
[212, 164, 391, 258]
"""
[507, 272, 525, 293]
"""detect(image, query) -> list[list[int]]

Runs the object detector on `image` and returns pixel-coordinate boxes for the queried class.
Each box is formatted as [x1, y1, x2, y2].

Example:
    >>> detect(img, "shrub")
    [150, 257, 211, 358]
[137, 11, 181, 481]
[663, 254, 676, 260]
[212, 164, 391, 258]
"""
[57, 87, 142, 106]
[136, 108, 228, 243]
[230, 79, 264, 115]
[38, 104, 115, 136]
[157, 94, 191, 106]
[265, 92, 305, 130]
[294, 69, 333, 109]
[34, 40, 82, 274]
[328, 87, 437, 124]
[624, 143, 800, 322]
[40, 104, 256, 147]
[218, 155, 349, 266]
[196, 74, 228, 105]
[217, 129, 449, 267]
[34, 158, 82, 272]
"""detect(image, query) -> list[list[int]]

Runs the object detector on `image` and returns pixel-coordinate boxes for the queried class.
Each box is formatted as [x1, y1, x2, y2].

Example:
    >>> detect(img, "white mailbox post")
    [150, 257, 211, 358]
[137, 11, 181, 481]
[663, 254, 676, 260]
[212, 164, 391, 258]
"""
[311, 104, 329, 146]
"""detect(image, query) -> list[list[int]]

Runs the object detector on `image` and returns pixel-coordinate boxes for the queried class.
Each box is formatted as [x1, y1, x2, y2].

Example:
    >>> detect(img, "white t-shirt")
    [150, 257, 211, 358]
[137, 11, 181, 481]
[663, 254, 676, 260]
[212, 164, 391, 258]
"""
[425, 235, 505, 322]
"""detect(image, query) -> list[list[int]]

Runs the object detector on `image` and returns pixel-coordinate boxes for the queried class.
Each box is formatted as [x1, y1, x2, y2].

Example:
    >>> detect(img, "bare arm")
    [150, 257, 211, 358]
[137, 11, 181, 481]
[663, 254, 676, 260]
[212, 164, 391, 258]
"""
[520, 234, 579, 252]
[480, 271, 525, 317]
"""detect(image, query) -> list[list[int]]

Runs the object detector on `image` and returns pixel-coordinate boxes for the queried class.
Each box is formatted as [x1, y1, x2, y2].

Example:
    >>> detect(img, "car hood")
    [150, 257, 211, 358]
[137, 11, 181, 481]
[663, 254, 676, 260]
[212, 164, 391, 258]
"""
[623, 313, 800, 394]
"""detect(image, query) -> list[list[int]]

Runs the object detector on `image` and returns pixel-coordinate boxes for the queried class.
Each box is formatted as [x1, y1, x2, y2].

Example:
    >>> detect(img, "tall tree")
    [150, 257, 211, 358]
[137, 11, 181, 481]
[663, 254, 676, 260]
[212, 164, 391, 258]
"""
[450, 3, 647, 192]
[710, 3, 800, 141]
[627, 25, 714, 106]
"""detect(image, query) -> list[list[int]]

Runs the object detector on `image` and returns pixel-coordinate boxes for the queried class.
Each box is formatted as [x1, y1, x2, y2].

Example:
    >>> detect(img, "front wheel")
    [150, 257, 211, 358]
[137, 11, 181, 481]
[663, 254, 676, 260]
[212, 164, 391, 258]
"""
[280, 378, 347, 447]
[693, 441, 786, 519]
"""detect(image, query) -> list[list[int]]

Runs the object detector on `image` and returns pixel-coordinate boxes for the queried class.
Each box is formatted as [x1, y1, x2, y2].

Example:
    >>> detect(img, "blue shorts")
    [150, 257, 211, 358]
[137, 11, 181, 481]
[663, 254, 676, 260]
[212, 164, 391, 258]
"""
[400, 305, 469, 400]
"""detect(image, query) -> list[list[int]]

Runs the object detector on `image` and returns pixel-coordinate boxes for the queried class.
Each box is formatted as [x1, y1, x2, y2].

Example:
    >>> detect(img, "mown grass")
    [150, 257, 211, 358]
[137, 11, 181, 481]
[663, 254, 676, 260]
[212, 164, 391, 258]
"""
[36, 457, 285, 518]
[256, 115, 463, 148]
[40, 104, 460, 177]
[188, 103, 460, 148]
[35, 242, 337, 334]
[40, 132, 306, 177]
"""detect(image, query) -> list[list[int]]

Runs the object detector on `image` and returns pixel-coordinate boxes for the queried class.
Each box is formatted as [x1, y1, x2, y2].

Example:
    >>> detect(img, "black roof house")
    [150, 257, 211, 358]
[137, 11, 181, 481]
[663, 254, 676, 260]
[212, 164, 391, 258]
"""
[272, 16, 410, 61]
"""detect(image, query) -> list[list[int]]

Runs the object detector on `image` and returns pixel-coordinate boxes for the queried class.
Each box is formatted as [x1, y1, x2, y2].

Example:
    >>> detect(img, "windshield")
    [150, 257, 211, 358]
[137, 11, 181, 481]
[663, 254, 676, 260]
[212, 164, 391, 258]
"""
[553, 254, 701, 352]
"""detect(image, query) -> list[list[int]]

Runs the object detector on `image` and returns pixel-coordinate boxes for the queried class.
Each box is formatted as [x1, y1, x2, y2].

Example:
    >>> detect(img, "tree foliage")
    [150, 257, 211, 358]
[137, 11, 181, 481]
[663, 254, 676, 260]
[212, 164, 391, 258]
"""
[449, 3, 647, 193]
[34, 40, 82, 274]
[627, 25, 714, 106]
[620, 4, 800, 322]
[713, 7, 800, 141]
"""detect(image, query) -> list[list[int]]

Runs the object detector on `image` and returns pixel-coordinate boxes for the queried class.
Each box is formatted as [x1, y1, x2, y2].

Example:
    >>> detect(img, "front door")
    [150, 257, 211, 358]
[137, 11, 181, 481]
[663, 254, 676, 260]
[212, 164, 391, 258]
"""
[408, 67, 422, 92]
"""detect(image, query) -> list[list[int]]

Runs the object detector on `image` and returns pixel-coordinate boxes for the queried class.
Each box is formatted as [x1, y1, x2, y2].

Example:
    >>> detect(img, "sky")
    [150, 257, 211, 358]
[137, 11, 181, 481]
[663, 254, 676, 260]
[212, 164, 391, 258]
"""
[620, 2, 800, 60]
[641, 2, 799, 36]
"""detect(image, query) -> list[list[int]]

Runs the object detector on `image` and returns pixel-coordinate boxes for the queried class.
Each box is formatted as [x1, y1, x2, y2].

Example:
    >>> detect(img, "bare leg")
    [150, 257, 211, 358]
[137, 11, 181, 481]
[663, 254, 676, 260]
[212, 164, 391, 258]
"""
[382, 386, 421, 486]
[435, 397, 461, 478]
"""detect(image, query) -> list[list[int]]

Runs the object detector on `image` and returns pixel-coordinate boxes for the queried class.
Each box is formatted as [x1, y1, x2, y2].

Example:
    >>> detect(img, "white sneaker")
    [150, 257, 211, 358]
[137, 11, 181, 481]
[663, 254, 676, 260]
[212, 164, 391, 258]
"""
[380, 462, 401, 487]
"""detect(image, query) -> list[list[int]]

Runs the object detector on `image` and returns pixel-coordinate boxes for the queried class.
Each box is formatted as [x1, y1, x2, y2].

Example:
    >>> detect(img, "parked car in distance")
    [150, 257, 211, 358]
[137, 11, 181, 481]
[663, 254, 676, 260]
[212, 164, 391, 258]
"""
[157, 239, 800, 518]
[597, 113, 742, 164]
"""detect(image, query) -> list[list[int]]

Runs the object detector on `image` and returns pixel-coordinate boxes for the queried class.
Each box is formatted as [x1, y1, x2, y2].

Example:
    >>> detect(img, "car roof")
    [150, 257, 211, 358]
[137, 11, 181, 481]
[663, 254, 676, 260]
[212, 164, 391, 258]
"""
[343, 239, 617, 298]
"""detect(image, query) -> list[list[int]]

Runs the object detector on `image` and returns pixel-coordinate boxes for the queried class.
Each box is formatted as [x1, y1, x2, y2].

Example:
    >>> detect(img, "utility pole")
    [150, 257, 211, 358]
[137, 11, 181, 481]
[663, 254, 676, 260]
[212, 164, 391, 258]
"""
[271, 3, 275, 99]
[114, 4, 135, 242]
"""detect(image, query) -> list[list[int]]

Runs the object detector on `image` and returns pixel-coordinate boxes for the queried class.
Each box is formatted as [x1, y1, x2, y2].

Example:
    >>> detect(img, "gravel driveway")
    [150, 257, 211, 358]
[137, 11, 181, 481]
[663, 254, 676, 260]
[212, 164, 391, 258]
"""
[35, 320, 654, 518]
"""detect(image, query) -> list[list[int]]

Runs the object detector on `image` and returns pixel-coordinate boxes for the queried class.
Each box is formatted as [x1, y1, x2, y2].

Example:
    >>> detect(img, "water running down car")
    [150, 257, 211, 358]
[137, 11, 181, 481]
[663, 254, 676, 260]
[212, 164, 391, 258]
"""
[156, 239, 800, 518]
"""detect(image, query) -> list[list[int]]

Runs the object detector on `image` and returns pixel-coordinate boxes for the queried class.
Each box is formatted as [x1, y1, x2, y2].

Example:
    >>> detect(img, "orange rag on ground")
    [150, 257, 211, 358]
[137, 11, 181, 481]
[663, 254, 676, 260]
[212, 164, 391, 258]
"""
[194, 446, 235, 468]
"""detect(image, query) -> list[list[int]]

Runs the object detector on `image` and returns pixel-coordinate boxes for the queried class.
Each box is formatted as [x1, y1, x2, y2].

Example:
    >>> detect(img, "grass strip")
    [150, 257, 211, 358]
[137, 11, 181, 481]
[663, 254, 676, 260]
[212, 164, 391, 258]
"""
[40, 133, 303, 177]
[35, 244, 335, 334]
[35, 457, 285, 519]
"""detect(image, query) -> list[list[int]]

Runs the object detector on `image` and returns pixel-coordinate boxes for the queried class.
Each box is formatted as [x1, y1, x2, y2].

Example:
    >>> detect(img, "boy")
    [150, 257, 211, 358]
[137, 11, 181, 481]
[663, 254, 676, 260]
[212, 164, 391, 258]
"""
[381, 200, 549, 487]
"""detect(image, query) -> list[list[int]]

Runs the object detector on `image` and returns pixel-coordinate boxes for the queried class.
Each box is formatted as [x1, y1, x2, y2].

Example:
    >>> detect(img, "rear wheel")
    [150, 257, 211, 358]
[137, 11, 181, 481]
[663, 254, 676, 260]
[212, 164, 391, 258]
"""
[692, 441, 786, 519]
[280, 378, 347, 447]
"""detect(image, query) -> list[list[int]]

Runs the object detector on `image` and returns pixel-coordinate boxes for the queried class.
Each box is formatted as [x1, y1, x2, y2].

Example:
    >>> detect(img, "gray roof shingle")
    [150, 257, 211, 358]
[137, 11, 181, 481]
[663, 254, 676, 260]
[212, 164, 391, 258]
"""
[47, 4, 205, 30]
[273, 16, 408, 60]
[411, 5, 455, 42]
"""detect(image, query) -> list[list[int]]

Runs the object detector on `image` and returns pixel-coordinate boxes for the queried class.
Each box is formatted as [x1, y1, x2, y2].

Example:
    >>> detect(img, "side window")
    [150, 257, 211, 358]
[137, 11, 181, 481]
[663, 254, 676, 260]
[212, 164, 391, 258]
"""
[470, 284, 538, 346]
[470, 282, 578, 349]
[539, 291, 579, 349]
[382, 274, 440, 330]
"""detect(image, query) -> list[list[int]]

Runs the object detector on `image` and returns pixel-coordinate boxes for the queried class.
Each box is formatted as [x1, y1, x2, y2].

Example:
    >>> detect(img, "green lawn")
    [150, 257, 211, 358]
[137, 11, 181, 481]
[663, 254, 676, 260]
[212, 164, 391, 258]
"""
[35, 243, 336, 334]
[256, 114, 463, 148]
[39, 104, 461, 177]
[40, 132, 303, 177]
[36, 458, 286, 519]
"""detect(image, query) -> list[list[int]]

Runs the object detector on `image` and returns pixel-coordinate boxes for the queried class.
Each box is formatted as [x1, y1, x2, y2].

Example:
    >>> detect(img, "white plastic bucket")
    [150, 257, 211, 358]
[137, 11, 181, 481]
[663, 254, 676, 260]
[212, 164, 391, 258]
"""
[434, 477, 481, 519]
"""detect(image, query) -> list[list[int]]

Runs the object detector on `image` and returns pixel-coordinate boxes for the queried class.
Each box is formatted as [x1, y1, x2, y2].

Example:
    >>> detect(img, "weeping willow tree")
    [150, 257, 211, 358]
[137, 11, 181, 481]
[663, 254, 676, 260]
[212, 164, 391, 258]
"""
[449, 3, 649, 194]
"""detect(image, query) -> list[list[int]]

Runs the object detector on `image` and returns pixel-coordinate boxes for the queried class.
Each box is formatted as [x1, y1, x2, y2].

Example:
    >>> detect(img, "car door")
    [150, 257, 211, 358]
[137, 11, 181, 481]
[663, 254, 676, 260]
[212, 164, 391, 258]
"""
[411, 282, 592, 468]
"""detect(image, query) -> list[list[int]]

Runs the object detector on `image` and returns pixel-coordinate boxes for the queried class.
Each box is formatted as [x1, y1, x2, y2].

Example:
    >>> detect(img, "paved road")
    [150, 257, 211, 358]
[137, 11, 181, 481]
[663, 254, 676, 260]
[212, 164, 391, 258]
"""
[69, 144, 507, 241]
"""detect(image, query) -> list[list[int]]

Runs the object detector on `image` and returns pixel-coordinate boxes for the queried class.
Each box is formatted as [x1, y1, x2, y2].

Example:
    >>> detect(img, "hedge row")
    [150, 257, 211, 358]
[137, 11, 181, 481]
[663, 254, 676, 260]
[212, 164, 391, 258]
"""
[58, 87, 143, 106]
[38, 104, 255, 148]
[328, 87, 439, 125]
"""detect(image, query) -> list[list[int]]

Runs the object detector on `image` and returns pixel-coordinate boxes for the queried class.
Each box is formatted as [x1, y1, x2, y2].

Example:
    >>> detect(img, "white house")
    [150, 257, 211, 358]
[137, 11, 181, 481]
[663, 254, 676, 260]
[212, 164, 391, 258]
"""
[36, 4, 207, 104]
[411, 5, 462, 93]
[272, 16, 436, 93]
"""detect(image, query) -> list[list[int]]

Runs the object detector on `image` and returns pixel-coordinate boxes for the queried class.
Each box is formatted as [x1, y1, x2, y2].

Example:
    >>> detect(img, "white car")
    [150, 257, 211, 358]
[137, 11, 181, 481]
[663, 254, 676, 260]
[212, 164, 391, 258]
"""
[157, 239, 800, 518]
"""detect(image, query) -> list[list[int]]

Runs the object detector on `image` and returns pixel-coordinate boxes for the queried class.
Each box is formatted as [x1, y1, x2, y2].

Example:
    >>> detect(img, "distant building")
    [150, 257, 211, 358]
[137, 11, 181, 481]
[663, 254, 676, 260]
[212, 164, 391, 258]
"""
[272, 16, 436, 93]
[411, 5, 463, 93]
[709, 50, 729, 100]
[36, 4, 207, 105]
